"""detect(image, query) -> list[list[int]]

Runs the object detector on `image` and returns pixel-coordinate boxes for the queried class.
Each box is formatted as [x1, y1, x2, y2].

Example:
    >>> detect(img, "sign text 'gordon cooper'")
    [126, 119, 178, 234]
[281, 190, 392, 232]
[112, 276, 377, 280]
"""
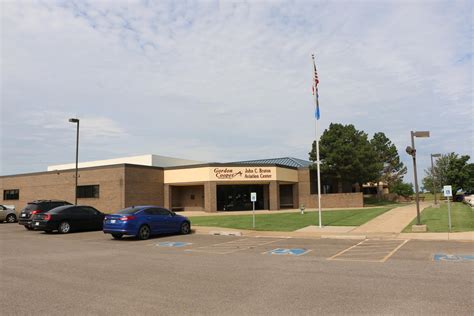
[213, 168, 272, 180]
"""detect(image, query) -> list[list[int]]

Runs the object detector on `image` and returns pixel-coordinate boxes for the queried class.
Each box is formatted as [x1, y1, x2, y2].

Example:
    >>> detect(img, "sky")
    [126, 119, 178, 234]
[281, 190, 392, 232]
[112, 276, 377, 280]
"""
[1, 0, 472, 184]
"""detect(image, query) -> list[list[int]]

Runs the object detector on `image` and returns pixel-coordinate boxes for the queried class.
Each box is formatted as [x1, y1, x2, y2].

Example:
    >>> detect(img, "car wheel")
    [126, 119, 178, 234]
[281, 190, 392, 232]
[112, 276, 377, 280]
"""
[137, 225, 151, 240]
[25, 225, 34, 231]
[112, 233, 123, 240]
[180, 221, 191, 234]
[6, 214, 16, 223]
[58, 221, 71, 234]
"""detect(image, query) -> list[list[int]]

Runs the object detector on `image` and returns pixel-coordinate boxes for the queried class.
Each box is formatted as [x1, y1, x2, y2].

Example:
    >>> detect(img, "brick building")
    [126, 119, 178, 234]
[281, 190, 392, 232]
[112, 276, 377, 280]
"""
[0, 155, 363, 213]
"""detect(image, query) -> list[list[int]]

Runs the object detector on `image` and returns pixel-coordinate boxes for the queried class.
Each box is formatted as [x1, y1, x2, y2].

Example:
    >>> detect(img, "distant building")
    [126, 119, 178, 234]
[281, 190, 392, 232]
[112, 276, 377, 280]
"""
[1, 154, 363, 213]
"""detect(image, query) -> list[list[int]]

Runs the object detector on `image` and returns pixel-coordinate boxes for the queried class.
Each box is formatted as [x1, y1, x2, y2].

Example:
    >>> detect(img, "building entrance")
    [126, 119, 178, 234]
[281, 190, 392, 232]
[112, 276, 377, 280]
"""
[217, 185, 266, 211]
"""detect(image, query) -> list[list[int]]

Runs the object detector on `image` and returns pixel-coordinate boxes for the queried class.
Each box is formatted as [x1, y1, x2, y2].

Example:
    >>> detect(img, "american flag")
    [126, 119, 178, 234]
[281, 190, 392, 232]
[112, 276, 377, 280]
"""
[312, 54, 320, 120]
[312, 58, 319, 95]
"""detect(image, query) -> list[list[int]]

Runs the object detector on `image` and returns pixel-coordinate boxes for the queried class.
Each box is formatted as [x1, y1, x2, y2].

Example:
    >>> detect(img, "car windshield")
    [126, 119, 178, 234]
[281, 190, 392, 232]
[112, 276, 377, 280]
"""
[116, 207, 141, 215]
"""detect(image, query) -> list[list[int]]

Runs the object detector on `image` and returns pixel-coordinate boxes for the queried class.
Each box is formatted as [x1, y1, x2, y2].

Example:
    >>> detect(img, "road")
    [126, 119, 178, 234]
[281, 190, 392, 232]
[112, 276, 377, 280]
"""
[1, 223, 473, 315]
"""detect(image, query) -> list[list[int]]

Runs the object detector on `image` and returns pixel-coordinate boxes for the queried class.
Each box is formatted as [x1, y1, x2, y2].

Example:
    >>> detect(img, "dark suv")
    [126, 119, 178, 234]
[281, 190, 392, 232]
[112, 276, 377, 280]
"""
[19, 200, 72, 230]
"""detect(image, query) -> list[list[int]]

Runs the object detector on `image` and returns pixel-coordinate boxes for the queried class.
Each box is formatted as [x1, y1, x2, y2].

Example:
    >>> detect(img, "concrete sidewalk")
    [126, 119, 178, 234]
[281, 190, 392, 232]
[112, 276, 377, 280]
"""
[351, 202, 431, 234]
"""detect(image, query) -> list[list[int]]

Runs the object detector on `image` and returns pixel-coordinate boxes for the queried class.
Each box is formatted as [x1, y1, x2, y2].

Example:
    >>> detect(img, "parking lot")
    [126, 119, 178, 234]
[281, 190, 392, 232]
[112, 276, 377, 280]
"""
[1, 223, 473, 315]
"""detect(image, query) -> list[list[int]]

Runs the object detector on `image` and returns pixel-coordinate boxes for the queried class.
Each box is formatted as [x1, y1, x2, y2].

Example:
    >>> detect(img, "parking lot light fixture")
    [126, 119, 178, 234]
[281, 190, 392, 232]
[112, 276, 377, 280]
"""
[69, 118, 80, 205]
[407, 131, 430, 226]
[431, 153, 441, 206]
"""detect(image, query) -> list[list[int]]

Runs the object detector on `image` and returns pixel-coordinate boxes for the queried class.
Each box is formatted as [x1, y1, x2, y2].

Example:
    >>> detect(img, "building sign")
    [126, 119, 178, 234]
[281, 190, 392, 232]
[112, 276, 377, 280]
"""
[213, 167, 273, 180]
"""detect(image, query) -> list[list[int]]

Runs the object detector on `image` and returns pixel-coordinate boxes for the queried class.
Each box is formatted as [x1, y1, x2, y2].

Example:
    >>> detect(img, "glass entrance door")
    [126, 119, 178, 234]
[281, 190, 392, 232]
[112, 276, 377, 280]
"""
[217, 185, 265, 211]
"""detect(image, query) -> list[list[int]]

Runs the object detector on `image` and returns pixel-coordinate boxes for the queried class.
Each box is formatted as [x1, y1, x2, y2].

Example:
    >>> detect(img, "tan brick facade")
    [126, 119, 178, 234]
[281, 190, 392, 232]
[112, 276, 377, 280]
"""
[0, 164, 165, 213]
[297, 168, 363, 208]
[1, 164, 362, 214]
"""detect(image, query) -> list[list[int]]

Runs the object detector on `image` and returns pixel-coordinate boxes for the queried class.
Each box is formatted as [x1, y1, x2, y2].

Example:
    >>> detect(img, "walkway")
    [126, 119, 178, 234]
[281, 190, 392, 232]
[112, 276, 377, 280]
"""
[351, 202, 430, 234]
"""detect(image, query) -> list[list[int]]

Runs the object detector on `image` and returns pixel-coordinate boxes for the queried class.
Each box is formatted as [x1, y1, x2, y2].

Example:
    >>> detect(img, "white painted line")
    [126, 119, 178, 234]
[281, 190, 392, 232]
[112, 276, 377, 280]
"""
[327, 239, 367, 260]
[381, 240, 409, 262]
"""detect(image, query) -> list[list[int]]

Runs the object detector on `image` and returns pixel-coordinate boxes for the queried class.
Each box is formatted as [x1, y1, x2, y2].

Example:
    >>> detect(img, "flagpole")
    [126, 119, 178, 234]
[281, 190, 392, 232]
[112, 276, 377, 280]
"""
[312, 54, 323, 228]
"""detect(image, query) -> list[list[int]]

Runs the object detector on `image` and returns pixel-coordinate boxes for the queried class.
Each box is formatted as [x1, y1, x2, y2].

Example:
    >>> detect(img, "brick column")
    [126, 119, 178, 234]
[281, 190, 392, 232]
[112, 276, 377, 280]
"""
[292, 183, 299, 209]
[263, 185, 269, 210]
[164, 184, 171, 209]
[204, 182, 217, 212]
[269, 181, 280, 210]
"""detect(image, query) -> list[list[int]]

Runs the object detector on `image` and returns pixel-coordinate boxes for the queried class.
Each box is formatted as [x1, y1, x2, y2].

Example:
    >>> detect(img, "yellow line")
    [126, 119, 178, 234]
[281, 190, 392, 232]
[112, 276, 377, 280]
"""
[327, 239, 367, 260]
[381, 240, 409, 262]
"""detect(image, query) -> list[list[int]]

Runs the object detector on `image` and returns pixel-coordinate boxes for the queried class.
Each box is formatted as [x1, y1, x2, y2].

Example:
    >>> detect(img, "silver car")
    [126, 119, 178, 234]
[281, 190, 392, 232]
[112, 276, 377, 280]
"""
[0, 205, 17, 223]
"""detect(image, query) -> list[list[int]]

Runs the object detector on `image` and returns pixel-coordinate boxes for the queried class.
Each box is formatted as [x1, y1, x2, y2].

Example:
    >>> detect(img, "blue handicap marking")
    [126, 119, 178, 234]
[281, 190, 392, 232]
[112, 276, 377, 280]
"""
[157, 241, 192, 248]
[434, 254, 474, 262]
[268, 248, 310, 256]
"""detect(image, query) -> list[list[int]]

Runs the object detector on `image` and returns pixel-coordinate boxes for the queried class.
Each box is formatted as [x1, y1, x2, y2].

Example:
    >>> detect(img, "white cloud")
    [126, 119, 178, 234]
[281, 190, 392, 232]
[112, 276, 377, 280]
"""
[1, 0, 472, 179]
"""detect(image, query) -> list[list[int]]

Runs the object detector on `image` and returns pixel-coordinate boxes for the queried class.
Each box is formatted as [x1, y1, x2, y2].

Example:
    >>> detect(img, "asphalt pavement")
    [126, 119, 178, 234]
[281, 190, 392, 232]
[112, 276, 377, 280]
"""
[1, 223, 473, 315]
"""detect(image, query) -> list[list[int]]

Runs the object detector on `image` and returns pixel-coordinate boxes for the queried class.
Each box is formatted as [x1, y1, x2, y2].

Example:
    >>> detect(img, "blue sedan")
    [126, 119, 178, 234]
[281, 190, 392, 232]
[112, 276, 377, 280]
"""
[103, 206, 191, 240]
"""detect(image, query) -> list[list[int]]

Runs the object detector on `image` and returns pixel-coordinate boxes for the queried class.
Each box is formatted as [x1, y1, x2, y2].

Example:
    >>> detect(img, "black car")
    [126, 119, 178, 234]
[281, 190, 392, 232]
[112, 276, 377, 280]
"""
[19, 200, 72, 230]
[32, 205, 105, 234]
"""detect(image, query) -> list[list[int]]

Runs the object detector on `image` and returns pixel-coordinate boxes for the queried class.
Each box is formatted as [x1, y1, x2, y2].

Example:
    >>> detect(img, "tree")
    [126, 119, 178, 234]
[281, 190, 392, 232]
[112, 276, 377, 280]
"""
[422, 153, 473, 194]
[370, 132, 407, 189]
[309, 123, 380, 192]
[391, 182, 414, 197]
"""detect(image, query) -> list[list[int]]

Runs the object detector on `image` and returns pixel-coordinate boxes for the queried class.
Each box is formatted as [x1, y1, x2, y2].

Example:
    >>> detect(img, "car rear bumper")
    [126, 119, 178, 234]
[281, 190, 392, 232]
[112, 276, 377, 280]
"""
[32, 221, 56, 231]
[18, 218, 32, 226]
[103, 228, 137, 235]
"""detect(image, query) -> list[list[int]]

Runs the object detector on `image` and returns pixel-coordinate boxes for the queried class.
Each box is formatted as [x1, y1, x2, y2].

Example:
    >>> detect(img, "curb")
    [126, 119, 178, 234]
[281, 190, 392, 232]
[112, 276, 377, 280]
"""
[208, 231, 242, 237]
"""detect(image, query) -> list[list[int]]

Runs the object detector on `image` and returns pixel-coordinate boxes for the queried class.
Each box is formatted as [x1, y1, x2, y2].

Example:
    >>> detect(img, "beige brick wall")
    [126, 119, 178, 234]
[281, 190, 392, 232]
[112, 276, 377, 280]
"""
[123, 166, 164, 209]
[0, 166, 126, 213]
[170, 185, 205, 212]
[297, 168, 363, 208]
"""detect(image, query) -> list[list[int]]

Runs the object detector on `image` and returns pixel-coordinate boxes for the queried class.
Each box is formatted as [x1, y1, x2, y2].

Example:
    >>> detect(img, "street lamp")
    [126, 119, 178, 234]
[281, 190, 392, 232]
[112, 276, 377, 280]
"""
[431, 153, 441, 207]
[405, 131, 430, 226]
[69, 118, 80, 205]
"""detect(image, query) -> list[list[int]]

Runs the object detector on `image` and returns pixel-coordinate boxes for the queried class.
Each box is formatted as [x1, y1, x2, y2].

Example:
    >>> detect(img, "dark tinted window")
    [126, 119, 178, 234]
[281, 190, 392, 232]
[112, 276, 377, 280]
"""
[156, 208, 171, 216]
[49, 206, 75, 214]
[23, 203, 40, 212]
[117, 207, 141, 215]
[77, 185, 100, 198]
[3, 189, 19, 200]
[144, 208, 156, 215]
[81, 207, 100, 215]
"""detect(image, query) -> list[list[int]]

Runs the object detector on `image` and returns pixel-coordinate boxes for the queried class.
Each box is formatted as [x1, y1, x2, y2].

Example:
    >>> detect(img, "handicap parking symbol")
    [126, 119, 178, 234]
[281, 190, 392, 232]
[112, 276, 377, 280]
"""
[267, 248, 311, 256]
[433, 254, 474, 262]
[156, 241, 192, 248]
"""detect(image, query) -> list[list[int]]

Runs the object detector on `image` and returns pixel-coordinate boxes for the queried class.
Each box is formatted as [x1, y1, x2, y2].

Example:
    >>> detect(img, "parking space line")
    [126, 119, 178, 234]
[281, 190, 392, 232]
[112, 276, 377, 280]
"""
[381, 240, 409, 262]
[328, 239, 409, 263]
[186, 238, 283, 254]
[327, 239, 366, 260]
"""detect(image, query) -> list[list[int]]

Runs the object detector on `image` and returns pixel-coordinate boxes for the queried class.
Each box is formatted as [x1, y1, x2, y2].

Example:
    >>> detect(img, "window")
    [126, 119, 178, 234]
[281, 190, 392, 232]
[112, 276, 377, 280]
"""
[80, 206, 100, 215]
[77, 185, 100, 198]
[156, 208, 171, 216]
[3, 189, 19, 200]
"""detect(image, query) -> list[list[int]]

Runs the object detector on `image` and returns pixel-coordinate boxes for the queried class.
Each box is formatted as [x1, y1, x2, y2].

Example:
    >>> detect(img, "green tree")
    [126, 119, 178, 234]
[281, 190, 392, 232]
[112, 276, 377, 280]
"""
[309, 123, 380, 192]
[422, 153, 473, 194]
[391, 182, 414, 197]
[370, 132, 407, 189]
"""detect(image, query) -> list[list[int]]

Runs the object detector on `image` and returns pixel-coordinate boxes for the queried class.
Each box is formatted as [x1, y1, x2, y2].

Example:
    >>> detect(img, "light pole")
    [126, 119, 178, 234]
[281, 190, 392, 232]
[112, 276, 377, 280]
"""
[430, 153, 441, 207]
[406, 131, 430, 226]
[69, 118, 80, 205]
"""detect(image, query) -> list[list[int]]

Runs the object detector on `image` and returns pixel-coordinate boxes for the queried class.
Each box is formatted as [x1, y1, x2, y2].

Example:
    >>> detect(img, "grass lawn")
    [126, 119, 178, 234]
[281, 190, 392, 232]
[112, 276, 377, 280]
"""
[403, 202, 473, 232]
[189, 207, 395, 232]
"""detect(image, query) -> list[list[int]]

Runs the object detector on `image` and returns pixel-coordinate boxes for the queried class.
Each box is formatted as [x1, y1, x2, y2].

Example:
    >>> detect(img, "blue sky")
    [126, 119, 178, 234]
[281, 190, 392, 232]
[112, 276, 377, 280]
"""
[1, 0, 472, 184]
